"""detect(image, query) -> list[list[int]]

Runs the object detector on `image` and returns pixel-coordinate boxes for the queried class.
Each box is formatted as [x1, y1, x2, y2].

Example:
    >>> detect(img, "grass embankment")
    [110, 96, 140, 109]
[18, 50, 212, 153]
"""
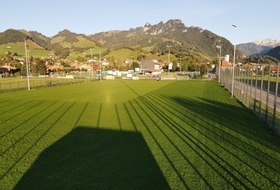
[0, 80, 280, 189]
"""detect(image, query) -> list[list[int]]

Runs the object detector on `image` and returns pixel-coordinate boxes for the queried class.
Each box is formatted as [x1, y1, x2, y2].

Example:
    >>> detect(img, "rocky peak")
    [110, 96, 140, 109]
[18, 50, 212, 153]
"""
[144, 22, 152, 28]
[144, 22, 152, 32]
[131, 19, 187, 35]
[58, 29, 72, 34]
[253, 38, 280, 47]
[165, 19, 183, 26]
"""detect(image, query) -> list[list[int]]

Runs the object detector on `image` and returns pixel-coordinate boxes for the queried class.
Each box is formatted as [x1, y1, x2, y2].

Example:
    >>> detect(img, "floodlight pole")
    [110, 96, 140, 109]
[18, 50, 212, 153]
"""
[90, 48, 93, 79]
[24, 38, 30, 90]
[27, 50, 31, 76]
[90, 48, 93, 61]
[216, 45, 222, 83]
[231, 24, 237, 97]
[167, 45, 171, 79]
[99, 50, 102, 81]
[179, 56, 182, 73]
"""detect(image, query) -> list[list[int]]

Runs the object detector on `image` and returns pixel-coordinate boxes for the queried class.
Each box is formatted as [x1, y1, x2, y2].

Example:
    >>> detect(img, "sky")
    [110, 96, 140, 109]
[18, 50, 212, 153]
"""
[0, 0, 279, 44]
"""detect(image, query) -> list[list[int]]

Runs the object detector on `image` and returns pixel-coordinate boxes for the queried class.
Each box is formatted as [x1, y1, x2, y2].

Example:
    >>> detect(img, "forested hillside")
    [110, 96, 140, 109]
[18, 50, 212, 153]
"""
[266, 46, 280, 60]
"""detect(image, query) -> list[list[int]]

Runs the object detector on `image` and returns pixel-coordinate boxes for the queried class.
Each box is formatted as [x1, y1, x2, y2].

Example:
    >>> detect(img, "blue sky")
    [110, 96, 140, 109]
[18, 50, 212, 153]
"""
[1, 0, 279, 44]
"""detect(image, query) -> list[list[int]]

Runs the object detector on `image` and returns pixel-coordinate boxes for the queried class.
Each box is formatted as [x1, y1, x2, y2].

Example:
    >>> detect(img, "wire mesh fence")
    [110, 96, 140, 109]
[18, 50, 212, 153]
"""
[0, 75, 96, 93]
[217, 63, 280, 136]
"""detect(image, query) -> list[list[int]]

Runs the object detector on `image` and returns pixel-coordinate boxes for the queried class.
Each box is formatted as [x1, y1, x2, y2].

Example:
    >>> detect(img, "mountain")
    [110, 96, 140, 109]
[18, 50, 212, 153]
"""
[89, 19, 241, 60]
[49, 29, 102, 49]
[266, 46, 280, 60]
[253, 39, 280, 47]
[236, 42, 271, 56]
[237, 39, 280, 57]
[0, 29, 29, 44]
[0, 19, 244, 61]
[0, 29, 104, 59]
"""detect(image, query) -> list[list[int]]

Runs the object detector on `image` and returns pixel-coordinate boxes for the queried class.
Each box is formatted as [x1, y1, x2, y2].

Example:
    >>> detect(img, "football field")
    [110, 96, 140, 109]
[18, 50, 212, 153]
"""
[1, 80, 280, 189]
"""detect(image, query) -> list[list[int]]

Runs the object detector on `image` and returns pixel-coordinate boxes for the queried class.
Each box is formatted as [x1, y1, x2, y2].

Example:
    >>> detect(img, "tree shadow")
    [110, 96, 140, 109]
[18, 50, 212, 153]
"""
[14, 127, 170, 190]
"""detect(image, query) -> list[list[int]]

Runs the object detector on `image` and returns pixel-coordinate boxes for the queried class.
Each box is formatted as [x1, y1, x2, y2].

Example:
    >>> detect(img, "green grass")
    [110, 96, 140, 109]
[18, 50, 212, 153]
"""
[1, 80, 280, 189]
[105, 48, 139, 61]
[0, 77, 93, 92]
[67, 47, 105, 61]
[0, 42, 50, 58]
[51, 36, 97, 49]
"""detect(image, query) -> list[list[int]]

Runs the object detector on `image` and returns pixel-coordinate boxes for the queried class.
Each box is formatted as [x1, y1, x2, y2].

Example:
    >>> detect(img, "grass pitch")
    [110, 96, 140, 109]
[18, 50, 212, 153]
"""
[0, 80, 280, 189]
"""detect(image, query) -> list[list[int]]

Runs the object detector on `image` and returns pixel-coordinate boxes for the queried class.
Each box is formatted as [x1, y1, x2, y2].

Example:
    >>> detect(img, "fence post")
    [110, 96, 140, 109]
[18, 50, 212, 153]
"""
[241, 65, 244, 103]
[272, 63, 279, 130]
[259, 65, 264, 118]
[254, 68, 258, 112]
[265, 64, 271, 123]
[250, 68, 254, 110]
[245, 67, 249, 107]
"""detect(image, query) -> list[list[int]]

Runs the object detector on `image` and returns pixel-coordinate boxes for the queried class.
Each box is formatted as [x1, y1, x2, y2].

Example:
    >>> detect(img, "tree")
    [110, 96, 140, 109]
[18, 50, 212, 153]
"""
[131, 61, 140, 70]
[31, 64, 38, 75]
[172, 61, 177, 71]
[37, 59, 47, 75]
[199, 63, 209, 76]
[119, 62, 126, 71]
[188, 61, 198, 72]
[20, 64, 27, 76]
[137, 55, 146, 61]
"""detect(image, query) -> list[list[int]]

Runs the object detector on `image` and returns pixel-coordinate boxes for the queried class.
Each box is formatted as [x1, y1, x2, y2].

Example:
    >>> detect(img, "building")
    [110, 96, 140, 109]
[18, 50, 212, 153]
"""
[221, 60, 232, 68]
[0, 67, 9, 74]
[140, 60, 162, 74]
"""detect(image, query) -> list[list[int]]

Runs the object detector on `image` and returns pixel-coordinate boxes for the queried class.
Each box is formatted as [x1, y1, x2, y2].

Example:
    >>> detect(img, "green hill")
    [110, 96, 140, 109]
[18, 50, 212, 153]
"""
[0, 29, 104, 59]
[0, 41, 50, 58]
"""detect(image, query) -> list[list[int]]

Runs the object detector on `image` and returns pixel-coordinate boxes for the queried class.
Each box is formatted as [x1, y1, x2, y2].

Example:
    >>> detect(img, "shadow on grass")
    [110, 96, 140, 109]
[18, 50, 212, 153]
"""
[174, 96, 280, 150]
[141, 89, 280, 188]
[14, 127, 170, 190]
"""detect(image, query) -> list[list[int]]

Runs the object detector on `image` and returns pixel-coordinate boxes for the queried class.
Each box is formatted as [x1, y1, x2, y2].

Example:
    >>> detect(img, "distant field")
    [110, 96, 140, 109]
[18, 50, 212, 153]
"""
[0, 80, 280, 189]
[0, 42, 50, 58]
[105, 48, 139, 61]
[105, 48, 178, 63]
[67, 47, 104, 61]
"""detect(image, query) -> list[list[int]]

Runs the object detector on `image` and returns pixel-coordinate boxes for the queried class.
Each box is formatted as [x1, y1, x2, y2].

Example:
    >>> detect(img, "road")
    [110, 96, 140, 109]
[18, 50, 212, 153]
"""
[234, 80, 280, 112]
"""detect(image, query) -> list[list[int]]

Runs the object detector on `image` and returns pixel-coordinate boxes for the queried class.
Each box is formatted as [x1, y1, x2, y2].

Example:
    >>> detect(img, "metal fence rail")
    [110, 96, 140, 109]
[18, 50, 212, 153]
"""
[217, 64, 280, 136]
[0, 77, 96, 93]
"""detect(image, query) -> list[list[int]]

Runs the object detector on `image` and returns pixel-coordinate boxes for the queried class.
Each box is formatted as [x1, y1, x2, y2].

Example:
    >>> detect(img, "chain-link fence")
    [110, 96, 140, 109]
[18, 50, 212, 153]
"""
[217, 64, 280, 136]
[0, 74, 96, 93]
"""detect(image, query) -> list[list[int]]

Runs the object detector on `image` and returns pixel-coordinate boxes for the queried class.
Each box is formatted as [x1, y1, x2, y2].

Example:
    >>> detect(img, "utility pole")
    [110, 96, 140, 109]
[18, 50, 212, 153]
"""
[24, 37, 30, 90]
[231, 24, 237, 97]
[216, 45, 222, 83]
[167, 45, 171, 79]
[99, 50, 101, 81]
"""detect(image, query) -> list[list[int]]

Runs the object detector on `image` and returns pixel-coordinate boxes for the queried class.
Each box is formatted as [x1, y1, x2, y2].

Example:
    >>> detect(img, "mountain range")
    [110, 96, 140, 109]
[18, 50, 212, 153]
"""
[0, 19, 279, 61]
[88, 19, 241, 60]
[237, 39, 280, 59]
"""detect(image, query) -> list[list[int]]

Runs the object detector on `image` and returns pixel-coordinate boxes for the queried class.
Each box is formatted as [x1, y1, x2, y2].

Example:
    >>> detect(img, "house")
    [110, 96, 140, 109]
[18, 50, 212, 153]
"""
[0, 67, 9, 74]
[243, 63, 262, 71]
[271, 65, 279, 75]
[221, 60, 232, 68]
[140, 60, 162, 74]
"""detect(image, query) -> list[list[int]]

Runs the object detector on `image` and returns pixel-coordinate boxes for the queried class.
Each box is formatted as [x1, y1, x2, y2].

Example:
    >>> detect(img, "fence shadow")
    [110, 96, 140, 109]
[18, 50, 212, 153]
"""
[14, 127, 170, 190]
